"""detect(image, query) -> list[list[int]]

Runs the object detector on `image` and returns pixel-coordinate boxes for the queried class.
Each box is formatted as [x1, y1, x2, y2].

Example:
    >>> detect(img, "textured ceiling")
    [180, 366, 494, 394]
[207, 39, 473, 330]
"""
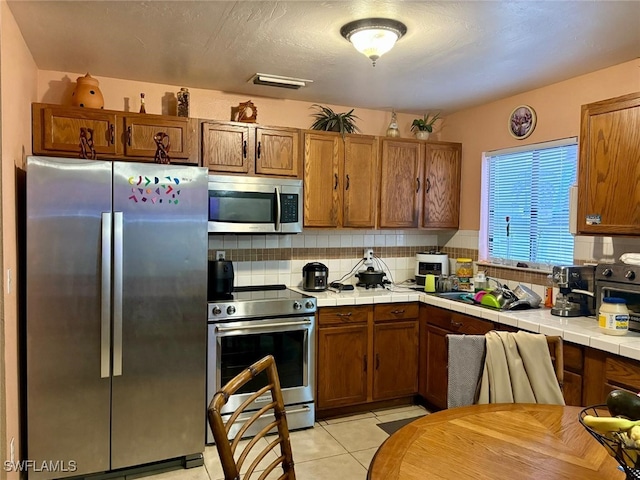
[7, 0, 640, 114]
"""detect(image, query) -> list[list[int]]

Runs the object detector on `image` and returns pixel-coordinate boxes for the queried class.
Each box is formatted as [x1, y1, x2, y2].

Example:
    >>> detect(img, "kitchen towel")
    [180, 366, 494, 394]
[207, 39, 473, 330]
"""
[477, 331, 564, 405]
[447, 334, 486, 408]
[621, 253, 640, 265]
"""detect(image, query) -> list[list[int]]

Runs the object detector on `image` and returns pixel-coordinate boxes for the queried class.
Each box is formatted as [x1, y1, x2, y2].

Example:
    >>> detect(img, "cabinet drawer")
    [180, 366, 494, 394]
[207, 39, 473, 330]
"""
[605, 356, 640, 392]
[448, 313, 494, 334]
[374, 303, 418, 321]
[318, 306, 371, 326]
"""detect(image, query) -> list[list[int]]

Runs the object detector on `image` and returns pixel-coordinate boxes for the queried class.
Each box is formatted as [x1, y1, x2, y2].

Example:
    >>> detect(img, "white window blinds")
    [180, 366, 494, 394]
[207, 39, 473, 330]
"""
[484, 139, 577, 267]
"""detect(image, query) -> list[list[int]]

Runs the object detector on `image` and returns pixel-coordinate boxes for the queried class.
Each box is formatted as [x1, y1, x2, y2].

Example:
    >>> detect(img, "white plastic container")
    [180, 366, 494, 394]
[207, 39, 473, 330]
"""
[598, 297, 629, 336]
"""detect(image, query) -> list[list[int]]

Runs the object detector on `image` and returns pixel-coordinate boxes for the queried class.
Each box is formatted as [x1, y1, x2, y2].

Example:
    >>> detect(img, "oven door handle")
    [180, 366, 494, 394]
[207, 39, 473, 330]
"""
[215, 319, 312, 333]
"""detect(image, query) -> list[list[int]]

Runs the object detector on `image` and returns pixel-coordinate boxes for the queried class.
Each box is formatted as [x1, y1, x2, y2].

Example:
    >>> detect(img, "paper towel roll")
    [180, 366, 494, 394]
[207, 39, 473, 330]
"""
[425, 274, 436, 293]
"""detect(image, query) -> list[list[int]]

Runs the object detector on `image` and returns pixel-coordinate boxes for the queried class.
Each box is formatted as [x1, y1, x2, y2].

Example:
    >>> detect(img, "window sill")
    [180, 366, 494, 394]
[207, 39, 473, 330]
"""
[476, 261, 552, 275]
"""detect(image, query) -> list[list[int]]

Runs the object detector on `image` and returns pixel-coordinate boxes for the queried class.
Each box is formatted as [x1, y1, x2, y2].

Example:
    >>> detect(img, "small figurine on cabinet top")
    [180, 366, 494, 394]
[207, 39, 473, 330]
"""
[139, 93, 146, 114]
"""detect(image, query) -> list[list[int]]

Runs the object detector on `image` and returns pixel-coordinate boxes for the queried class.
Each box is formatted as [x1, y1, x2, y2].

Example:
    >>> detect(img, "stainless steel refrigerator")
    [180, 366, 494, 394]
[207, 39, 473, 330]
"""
[25, 156, 208, 479]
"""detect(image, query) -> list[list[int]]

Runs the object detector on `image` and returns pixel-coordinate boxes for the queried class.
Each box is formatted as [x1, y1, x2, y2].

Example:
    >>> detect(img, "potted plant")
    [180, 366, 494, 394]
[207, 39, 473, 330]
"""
[411, 112, 441, 140]
[310, 104, 361, 138]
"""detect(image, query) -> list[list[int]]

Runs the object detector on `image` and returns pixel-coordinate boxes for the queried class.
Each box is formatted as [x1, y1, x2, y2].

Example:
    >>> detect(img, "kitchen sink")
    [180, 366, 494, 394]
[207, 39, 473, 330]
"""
[436, 292, 476, 304]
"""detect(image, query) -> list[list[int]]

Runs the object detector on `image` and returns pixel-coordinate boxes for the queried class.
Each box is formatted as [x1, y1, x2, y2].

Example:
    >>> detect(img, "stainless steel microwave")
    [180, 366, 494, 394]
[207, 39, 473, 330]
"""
[208, 175, 303, 234]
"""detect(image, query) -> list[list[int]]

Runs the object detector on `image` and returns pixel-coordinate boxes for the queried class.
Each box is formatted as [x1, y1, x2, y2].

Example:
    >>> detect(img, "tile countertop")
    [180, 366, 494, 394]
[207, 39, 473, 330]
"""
[291, 285, 640, 362]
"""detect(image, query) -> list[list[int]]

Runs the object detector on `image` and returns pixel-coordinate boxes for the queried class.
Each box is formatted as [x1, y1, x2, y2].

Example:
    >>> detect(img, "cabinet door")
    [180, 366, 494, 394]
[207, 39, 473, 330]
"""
[255, 127, 300, 177]
[317, 324, 368, 409]
[343, 135, 379, 228]
[303, 132, 342, 227]
[422, 143, 461, 228]
[373, 320, 418, 400]
[379, 139, 422, 228]
[124, 116, 190, 160]
[424, 324, 448, 409]
[40, 105, 118, 156]
[577, 93, 640, 235]
[202, 122, 253, 174]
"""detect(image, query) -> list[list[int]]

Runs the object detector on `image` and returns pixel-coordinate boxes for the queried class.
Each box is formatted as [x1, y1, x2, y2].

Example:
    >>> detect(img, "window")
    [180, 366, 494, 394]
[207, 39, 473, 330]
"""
[480, 138, 577, 268]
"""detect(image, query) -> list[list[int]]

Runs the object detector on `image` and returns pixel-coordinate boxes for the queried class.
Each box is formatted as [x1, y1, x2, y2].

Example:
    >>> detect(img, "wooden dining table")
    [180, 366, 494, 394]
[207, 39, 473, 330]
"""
[367, 403, 625, 480]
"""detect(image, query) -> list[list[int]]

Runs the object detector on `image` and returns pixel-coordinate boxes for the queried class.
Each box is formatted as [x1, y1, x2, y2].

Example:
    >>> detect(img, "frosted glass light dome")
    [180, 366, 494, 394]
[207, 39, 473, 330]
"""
[341, 18, 407, 67]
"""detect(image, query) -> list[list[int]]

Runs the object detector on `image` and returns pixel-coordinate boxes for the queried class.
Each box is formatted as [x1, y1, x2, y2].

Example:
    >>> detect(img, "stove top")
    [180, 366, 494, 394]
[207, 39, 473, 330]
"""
[208, 284, 316, 322]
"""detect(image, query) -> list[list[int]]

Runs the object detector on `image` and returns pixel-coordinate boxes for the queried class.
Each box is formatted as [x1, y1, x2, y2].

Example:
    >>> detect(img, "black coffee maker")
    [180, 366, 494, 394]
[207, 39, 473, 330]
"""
[208, 260, 234, 300]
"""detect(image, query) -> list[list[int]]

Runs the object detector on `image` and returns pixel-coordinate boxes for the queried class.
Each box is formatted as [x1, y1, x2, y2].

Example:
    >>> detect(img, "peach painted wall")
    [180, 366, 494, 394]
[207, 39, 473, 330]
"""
[37, 70, 423, 139]
[439, 59, 640, 231]
[1, 1, 38, 476]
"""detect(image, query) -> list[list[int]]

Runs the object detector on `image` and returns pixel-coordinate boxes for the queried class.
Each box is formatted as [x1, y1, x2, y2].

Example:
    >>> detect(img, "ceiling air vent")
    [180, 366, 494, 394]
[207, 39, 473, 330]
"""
[250, 73, 313, 90]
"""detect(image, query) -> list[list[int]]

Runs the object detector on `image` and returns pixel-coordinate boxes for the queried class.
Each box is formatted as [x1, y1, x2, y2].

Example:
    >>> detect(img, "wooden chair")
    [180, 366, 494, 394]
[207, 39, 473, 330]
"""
[546, 335, 564, 391]
[207, 355, 296, 480]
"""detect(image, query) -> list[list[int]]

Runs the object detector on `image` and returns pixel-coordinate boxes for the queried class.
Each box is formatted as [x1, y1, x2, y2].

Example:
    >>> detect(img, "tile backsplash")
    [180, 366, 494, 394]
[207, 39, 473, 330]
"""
[208, 229, 640, 290]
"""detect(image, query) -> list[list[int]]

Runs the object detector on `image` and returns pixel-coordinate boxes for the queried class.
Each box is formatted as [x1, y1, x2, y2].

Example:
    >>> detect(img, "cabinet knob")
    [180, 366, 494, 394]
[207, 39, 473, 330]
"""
[375, 353, 380, 370]
[450, 320, 463, 329]
[345, 174, 350, 191]
[416, 178, 421, 193]
[243, 140, 247, 158]
[426, 178, 431, 193]
[336, 312, 352, 318]
[391, 309, 405, 315]
[109, 124, 115, 144]
[257, 141, 261, 159]
[334, 173, 339, 190]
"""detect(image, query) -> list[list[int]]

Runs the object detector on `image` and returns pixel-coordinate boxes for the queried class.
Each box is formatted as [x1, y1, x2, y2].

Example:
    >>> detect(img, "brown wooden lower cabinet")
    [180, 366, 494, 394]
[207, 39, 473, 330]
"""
[316, 303, 418, 413]
[418, 304, 494, 410]
[319, 301, 640, 414]
[584, 348, 640, 406]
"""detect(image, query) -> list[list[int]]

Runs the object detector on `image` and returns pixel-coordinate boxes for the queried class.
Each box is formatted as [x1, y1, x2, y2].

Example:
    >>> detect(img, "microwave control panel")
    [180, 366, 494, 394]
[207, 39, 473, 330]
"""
[281, 194, 299, 223]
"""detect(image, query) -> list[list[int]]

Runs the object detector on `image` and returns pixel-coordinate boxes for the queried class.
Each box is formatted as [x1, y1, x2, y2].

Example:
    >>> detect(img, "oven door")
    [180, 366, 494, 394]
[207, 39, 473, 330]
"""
[597, 282, 640, 331]
[207, 316, 315, 416]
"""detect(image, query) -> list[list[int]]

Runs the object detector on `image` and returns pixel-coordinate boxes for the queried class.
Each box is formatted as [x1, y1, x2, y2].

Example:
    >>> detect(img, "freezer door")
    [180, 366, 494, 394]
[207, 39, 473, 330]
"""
[110, 163, 208, 469]
[26, 156, 113, 479]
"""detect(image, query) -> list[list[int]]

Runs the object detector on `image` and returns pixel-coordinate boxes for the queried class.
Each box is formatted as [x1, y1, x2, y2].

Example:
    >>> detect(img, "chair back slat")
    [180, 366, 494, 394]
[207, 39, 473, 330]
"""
[207, 355, 296, 480]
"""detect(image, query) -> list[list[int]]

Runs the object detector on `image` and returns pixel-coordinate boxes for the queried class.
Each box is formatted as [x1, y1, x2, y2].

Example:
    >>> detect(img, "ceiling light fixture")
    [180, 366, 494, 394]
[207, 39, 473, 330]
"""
[340, 18, 407, 67]
[250, 73, 313, 90]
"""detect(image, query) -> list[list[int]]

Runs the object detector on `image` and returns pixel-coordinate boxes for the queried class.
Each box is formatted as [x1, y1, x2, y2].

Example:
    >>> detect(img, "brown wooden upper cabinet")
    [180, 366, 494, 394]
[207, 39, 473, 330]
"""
[32, 103, 198, 164]
[202, 121, 301, 178]
[303, 131, 379, 228]
[379, 138, 461, 229]
[577, 92, 640, 235]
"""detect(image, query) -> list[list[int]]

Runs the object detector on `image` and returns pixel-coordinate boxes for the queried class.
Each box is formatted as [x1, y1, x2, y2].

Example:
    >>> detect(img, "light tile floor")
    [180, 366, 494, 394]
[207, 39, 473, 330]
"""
[139, 405, 429, 480]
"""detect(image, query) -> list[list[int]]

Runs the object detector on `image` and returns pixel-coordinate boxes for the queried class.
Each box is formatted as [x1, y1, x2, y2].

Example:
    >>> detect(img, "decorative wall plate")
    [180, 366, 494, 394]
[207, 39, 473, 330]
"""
[508, 105, 536, 139]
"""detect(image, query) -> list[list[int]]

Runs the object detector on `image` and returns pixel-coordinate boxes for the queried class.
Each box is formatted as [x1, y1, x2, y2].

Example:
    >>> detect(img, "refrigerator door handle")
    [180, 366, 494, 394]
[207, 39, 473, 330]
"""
[113, 211, 124, 376]
[101, 212, 112, 378]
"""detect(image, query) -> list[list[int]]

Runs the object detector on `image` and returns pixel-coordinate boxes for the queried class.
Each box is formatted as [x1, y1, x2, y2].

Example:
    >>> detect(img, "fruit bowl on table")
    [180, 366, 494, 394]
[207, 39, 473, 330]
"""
[580, 405, 640, 479]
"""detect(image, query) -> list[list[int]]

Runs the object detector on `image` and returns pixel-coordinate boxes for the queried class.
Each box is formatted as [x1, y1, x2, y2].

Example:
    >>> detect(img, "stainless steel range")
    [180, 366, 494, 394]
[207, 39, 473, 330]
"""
[206, 285, 316, 443]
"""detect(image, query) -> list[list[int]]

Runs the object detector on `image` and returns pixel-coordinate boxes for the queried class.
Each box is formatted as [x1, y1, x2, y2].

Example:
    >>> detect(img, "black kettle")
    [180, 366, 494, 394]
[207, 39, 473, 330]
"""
[208, 260, 234, 300]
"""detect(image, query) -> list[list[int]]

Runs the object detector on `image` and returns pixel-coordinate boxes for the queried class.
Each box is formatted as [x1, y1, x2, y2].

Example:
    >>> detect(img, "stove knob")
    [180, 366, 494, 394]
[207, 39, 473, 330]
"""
[227, 305, 236, 315]
[293, 301, 302, 310]
[212, 306, 222, 316]
[625, 270, 636, 281]
[601, 268, 613, 277]
[305, 301, 315, 310]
